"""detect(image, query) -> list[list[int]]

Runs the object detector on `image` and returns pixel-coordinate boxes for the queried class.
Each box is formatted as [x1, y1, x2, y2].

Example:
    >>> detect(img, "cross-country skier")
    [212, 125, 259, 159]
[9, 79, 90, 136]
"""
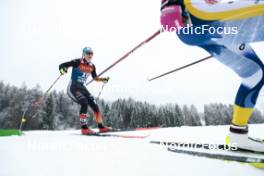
[160, 0, 264, 152]
[59, 47, 112, 135]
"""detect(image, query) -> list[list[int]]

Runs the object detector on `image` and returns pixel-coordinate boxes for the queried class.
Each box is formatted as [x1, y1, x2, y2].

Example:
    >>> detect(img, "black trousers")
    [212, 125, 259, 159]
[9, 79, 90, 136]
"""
[67, 80, 99, 114]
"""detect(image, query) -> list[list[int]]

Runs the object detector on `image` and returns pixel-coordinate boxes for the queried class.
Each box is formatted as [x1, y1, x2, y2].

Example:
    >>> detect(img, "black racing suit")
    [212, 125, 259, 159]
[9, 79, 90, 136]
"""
[59, 58, 100, 115]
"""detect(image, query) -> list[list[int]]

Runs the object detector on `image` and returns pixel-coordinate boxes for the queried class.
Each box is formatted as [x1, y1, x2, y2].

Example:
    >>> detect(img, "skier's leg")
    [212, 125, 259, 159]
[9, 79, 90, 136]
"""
[201, 44, 264, 124]
[227, 44, 264, 126]
[82, 91, 102, 123]
[200, 44, 264, 152]
[81, 87, 112, 132]
[67, 82, 95, 134]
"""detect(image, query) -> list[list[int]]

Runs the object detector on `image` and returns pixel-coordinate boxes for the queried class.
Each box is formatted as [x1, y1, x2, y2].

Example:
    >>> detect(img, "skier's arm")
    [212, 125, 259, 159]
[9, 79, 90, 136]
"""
[160, 0, 187, 31]
[59, 59, 81, 75]
[91, 65, 98, 79]
[92, 65, 110, 83]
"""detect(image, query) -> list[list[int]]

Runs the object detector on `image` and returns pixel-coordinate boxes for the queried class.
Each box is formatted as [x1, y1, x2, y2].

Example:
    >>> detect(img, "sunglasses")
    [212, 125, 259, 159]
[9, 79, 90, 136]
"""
[85, 52, 93, 55]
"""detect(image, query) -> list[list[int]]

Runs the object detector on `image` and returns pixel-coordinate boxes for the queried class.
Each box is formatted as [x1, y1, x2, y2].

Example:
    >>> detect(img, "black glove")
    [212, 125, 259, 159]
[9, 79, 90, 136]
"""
[59, 66, 68, 75]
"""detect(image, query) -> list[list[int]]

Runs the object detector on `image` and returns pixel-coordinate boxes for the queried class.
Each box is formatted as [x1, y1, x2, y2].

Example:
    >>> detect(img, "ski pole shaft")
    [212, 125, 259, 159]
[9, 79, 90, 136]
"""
[31, 74, 63, 116]
[19, 74, 63, 130]
[44, 74, 62, 95]
[32, 74, 62, 107]
[148, 55, 213, 82]
[86, 28, 164, 85]
[19, 111, 27, 132]
[96, 83, 106, 102]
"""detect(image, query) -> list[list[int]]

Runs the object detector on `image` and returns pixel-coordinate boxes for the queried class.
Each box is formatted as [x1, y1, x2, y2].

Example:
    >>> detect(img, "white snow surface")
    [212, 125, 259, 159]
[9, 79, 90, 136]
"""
[0, 125, 264, 176]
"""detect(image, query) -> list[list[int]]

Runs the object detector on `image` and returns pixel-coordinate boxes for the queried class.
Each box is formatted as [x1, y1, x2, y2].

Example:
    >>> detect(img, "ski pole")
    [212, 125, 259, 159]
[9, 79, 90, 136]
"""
[31, 74, 63, 118]
[96, 82, 107, 102]
[44, 74, 63, 95]
[148, 55, 213, 82]
[19, 110, 27, 132]
[19, 74, 63, 131]
[86, 28, 164, 85]
[31, 74, 62, 109]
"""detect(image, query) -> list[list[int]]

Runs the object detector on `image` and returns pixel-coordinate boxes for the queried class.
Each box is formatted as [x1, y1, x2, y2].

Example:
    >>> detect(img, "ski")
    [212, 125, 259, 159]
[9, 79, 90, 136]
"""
[77, 127, 159, 138]
[150, 141, 264, 168]
[150, 141, 264, 154]
[104, 126, 161, 133]
[82, 132, 150, 139]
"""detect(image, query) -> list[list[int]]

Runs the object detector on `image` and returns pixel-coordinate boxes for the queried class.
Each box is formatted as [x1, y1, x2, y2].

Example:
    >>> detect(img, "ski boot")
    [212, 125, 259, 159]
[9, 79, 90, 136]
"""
[98, 123, 113, 133]
[80, 114, 96, 135]
[81, 125, 96, 135]
[226, 124, 264, 153]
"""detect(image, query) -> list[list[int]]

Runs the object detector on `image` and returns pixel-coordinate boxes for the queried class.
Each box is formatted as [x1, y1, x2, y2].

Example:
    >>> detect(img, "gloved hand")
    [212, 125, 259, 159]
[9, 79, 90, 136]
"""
[160, 0, 184, 32]
[94, 77, 110, 83]
[59, 67, 68, 75]
[101, 77, 110, 83]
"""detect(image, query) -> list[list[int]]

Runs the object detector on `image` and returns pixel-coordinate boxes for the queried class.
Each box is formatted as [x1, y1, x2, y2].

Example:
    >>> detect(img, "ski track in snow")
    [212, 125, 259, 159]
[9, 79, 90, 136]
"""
[0, 125, 264, 176]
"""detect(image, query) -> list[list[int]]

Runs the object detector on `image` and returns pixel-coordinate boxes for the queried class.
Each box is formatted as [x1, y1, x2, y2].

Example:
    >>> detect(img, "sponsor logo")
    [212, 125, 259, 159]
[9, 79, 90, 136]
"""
[79, 63, 93, 73]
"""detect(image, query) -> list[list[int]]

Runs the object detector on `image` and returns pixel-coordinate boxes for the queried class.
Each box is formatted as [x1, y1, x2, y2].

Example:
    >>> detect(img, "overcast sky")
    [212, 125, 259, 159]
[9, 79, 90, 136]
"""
[0, 0, 264, 111]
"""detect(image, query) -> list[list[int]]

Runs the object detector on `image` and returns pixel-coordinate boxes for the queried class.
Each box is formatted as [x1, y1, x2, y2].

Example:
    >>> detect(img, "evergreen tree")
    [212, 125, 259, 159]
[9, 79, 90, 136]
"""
[0, 81, 263, 130]
[41, 92, 56, 130]
[250, 109, 264, 124]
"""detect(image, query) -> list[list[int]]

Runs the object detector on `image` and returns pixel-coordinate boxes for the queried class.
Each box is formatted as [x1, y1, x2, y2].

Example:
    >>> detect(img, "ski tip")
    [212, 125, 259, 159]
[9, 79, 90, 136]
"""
[147, 78, 154, 82]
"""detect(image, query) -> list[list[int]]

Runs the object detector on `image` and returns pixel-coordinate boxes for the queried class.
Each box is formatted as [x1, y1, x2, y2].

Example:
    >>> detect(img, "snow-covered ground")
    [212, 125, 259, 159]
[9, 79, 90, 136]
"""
[0, 125, 263, 176]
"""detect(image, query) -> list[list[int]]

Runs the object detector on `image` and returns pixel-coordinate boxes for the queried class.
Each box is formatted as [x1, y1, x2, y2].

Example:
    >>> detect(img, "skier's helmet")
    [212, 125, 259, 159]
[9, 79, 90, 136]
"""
[82, 47, 93, 56]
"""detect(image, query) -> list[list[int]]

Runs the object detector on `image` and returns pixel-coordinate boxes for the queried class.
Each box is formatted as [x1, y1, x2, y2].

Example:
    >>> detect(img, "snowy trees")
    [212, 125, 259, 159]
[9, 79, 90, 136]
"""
[0, 81, 263, 130]
[0, 82, 42, 129]
[183, 105, 202, 126]
[55, 91, 79, 129]
[204, 103, 233, 126]
[41, 93, 56, 130]
[250, 109, 264, 124]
